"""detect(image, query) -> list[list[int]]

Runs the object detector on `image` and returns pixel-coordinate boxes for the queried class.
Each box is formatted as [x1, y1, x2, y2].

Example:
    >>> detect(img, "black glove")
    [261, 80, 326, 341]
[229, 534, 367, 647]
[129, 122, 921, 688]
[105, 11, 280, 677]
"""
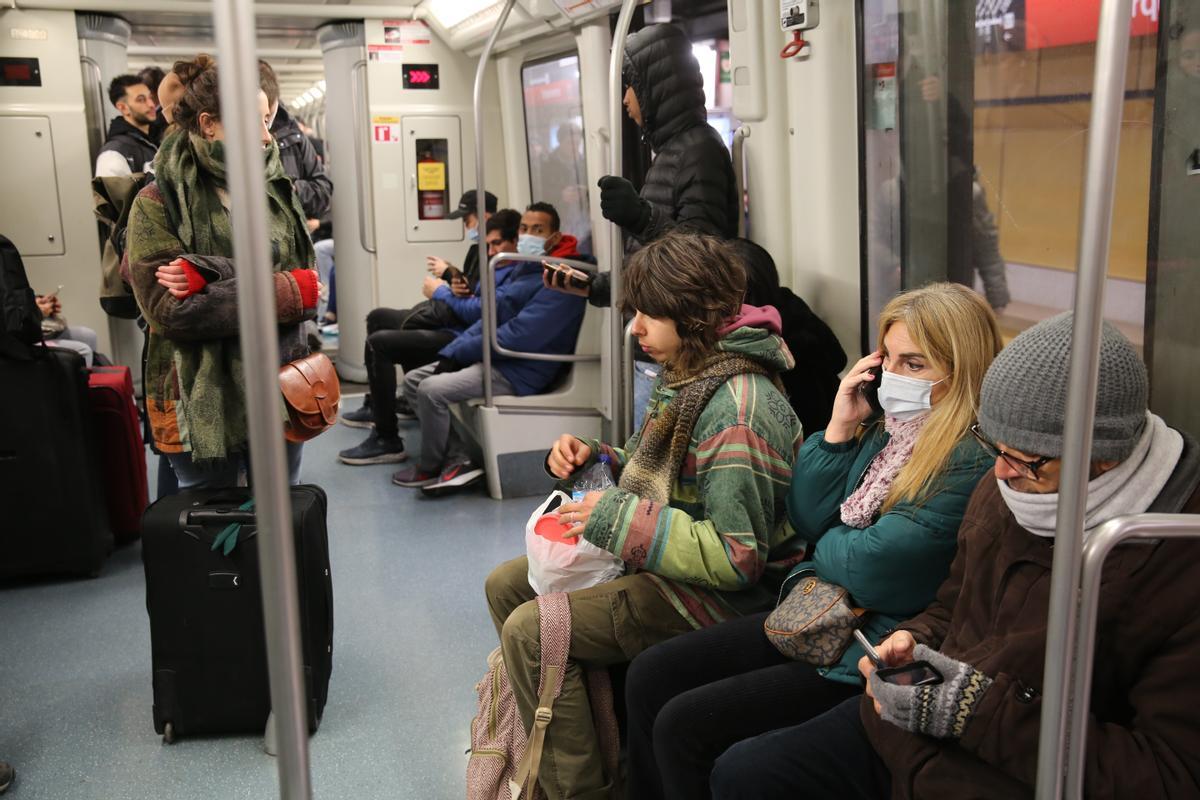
[433, 357, 463, 375]
[598, 175, 650, 233]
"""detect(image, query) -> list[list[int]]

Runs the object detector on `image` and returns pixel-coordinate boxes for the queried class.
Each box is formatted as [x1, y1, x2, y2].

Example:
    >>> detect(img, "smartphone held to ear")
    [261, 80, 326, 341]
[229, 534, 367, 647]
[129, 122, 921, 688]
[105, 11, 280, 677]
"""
[853, 629, 943, 687]
[860, 368, 883, 415]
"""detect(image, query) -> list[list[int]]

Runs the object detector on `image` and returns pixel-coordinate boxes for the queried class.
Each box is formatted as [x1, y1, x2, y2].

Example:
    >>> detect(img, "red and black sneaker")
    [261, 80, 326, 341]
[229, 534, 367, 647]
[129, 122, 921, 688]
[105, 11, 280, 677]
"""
[421, 460, 485, 497]
[391, 465, 439, 488]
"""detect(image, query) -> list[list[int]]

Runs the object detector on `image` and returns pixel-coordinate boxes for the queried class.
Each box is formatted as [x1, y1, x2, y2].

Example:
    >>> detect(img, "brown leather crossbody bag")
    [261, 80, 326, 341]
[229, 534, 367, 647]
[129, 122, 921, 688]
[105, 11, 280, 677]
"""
[279, 352, 340, 442]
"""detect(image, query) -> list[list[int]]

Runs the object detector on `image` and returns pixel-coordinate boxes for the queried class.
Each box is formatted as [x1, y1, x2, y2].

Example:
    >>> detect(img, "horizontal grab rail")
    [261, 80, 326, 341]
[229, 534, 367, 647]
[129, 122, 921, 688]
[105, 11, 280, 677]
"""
[483, 252, 602, 366]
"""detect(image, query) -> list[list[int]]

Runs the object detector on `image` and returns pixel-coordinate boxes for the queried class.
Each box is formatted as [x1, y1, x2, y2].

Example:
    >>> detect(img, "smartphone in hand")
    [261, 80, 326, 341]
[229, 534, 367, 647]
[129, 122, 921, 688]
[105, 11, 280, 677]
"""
[860, 368, 884, 415]
[855, 629, 944, 687]
[545, 261, 593, 290]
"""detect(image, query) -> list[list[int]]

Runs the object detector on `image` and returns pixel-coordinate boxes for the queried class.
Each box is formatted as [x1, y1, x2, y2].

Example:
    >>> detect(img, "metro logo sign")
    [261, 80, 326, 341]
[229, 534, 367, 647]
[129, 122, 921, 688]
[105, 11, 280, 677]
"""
[1026, 0, 1159, 49]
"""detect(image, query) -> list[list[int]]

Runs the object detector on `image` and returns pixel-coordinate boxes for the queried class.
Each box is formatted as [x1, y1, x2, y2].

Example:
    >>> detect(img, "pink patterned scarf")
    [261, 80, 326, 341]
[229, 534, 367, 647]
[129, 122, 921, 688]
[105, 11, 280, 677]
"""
[839, 414, 929, 528]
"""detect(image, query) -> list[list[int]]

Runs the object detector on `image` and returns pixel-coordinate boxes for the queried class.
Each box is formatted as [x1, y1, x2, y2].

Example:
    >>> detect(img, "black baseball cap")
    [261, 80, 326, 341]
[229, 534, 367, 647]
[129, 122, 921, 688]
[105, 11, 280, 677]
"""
[447, 190, 498, 219]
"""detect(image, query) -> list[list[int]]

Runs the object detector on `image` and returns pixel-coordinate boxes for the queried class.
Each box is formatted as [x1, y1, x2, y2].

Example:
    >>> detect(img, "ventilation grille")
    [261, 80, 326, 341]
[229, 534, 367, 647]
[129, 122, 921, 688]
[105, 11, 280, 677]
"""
[317, 21, 365, 52]
[76, 13, 132, 45]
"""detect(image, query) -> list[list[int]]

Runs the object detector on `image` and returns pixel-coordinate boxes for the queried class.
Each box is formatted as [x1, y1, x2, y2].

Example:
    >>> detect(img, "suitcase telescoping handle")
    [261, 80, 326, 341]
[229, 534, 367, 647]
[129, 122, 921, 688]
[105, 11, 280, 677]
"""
[185, 509, 257, 525]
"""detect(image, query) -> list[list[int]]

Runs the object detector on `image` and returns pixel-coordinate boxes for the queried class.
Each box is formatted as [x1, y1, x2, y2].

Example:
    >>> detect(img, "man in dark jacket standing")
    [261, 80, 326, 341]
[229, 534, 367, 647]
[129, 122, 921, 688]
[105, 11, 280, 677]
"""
[95, 75, 159, 178]
[555, 24, 737, 307]
[259, 61, 333, 225]
[709, 312, 1200, 799]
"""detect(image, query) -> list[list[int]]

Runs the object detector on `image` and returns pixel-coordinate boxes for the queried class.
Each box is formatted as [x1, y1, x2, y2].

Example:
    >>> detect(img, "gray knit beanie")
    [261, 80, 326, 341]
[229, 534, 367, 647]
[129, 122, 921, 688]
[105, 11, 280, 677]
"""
[978, 312, 1147, 462]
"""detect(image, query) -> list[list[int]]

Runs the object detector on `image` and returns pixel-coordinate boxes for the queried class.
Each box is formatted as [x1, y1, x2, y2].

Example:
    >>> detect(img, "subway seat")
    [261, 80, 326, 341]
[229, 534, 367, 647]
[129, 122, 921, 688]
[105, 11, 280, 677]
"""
[450, 304, 605, 499]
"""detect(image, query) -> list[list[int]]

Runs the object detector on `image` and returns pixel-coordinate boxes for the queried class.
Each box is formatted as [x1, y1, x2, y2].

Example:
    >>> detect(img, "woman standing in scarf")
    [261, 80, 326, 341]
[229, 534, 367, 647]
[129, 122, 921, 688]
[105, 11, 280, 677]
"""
[126, 55, 318, 489]
[623, 282, 1002, 800]
[484, 232, 802, 800]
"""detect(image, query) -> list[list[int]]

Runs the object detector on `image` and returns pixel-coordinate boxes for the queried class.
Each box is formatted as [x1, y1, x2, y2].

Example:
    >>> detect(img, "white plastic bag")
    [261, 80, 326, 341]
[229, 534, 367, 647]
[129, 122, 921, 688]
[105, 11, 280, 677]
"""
[526, 490, 625, 595]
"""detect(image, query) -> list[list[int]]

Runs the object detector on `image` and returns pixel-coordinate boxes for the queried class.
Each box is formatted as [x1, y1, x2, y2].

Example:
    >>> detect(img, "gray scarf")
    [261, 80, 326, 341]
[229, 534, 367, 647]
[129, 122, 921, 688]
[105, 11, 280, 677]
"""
[998, 412, 1182, 539]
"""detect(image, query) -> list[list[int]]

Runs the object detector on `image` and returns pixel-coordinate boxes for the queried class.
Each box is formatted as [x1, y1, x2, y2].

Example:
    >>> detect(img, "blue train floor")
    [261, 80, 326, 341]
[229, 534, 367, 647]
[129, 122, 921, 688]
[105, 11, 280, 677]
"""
[0, 401, 531, 799]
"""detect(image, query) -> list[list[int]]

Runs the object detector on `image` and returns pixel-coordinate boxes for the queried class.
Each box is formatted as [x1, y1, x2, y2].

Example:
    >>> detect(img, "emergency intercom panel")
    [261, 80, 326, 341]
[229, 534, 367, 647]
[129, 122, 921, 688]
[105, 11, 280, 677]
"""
[400, 115, 463, 243]
[781, 0, 819, 32]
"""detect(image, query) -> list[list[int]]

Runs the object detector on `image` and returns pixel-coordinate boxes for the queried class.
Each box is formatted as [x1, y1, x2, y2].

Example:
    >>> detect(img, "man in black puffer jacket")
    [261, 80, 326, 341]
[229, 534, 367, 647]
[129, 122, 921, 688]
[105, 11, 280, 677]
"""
[259, 61, 333, 224]
[553, 24, 737, 307]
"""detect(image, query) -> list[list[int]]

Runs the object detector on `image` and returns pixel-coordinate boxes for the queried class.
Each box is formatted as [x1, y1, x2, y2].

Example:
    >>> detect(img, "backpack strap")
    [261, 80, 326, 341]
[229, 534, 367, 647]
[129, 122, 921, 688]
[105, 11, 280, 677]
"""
[586, 668, 621, 784]
[510, 592, 571, 799]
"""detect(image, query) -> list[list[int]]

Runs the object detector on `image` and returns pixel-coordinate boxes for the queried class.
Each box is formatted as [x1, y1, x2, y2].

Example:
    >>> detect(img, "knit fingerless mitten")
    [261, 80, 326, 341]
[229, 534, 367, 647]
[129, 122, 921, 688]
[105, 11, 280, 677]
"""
[869, 643, 993, 739]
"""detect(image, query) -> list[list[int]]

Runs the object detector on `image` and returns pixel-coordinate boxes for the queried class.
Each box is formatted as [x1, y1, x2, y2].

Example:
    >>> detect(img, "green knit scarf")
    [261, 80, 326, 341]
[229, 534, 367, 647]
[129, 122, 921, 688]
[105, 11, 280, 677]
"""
[152, 131, 314, 462]
[619, 353, 774, 505]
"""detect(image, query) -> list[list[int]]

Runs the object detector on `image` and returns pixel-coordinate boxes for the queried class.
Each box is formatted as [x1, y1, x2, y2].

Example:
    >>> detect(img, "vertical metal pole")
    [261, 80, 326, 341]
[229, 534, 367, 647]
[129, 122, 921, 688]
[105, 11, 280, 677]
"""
[475, 0, 517, 408]
[608, 0, 638, 443]
[1033, 1, 1132, 796]
[732, 125, 750, 238]
[211, 1, 311, 797]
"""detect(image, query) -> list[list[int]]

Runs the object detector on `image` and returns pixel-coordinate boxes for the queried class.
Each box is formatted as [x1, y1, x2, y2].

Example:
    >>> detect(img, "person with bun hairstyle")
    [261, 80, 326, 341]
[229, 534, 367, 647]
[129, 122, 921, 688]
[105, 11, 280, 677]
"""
[623, 283, 1002, 799]
[126, 54, 320, 488]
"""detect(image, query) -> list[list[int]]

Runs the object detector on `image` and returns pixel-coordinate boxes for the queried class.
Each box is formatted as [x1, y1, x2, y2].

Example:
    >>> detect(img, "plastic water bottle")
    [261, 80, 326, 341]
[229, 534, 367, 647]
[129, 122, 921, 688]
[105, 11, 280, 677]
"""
[571, 454, 615, 501]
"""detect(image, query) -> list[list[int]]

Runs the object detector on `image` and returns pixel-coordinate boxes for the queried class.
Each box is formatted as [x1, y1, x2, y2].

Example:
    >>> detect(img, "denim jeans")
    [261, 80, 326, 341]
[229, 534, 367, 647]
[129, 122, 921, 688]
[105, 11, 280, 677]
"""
[314, 239, 335, 319]
[167, 441, 304, 490]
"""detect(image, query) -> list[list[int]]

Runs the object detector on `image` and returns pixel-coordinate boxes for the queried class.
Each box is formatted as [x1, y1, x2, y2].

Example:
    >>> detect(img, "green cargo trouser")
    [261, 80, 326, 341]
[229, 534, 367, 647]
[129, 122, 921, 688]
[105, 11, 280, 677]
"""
[485, 556, 693, 800]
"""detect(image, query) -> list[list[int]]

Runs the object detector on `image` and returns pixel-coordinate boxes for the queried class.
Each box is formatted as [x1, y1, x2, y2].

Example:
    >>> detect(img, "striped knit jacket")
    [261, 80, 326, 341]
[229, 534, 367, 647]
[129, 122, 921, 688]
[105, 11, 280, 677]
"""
[581, 323, 804, 628]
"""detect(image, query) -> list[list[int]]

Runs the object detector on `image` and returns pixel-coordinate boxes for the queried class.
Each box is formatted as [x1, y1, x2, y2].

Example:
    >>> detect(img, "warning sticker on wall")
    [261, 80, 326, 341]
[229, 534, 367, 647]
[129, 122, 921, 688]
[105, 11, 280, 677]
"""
[368, 44, 404, 63]
[383, 19, 432, 46]
[417, 162, 446, 191]
[373, 123, 400, 143]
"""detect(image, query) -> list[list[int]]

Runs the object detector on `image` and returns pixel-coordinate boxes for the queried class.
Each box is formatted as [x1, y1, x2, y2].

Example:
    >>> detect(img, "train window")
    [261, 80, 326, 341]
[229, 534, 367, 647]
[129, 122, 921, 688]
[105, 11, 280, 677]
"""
[522, 53, 592, 258]
[859, 0, 1199, 438]
[692, 40, 740, 150]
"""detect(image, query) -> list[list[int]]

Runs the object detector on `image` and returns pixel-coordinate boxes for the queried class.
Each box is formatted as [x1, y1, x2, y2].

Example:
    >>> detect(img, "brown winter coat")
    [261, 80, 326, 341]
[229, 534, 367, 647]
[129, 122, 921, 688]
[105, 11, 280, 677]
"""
[862, 433, 1200, 799]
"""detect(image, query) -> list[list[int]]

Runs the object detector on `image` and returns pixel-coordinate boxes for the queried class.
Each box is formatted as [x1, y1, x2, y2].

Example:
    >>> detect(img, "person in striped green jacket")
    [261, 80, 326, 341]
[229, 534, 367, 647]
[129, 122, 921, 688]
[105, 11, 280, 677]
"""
[485, 232, 803, 800]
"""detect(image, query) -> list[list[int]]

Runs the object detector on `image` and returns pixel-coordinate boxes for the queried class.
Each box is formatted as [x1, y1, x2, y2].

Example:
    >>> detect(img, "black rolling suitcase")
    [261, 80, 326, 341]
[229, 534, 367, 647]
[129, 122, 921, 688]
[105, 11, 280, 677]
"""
[0, 347, 112, 578]
[141, 485, 333, 742]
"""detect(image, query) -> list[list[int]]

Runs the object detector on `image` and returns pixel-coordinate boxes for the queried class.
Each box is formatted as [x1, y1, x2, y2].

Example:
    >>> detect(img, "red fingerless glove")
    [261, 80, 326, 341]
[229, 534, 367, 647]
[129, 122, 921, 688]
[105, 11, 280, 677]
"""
[178, 259, 208, 297]
[289, 268, 319, 310]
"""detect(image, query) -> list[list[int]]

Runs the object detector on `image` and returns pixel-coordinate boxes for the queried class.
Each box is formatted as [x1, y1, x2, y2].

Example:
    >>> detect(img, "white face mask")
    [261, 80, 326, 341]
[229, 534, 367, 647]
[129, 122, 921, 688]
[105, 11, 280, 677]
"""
[877, 370, 944, 420]
[517, 234, 546, 257]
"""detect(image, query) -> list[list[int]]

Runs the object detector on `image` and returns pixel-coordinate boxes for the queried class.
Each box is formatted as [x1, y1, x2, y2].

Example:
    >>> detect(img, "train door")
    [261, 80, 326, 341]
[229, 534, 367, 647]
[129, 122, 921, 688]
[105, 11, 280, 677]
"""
[858, 0, 1199, 439]
[1145, 0, 1200, 439]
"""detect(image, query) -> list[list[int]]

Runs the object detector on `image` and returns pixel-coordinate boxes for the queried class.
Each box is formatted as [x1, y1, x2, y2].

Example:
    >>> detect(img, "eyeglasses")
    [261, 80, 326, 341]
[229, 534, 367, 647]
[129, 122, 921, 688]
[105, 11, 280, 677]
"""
[969, 423, 1053, 481]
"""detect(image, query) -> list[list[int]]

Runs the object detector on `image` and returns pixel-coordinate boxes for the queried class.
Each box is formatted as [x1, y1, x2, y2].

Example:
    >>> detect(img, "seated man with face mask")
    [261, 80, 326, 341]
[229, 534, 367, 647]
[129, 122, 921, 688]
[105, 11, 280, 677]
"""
[709, 312, 1200, 800]
[383, 202, 585, 496]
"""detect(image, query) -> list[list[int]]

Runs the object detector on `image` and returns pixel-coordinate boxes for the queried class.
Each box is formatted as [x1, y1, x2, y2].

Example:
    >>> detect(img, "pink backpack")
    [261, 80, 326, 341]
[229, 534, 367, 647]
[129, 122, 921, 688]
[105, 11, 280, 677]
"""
[467, 593, 620, 800]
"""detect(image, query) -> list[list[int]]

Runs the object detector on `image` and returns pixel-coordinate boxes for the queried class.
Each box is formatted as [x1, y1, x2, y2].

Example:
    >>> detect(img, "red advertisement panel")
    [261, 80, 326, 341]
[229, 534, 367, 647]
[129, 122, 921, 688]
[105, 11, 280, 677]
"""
[1026, 0, 1159, 50]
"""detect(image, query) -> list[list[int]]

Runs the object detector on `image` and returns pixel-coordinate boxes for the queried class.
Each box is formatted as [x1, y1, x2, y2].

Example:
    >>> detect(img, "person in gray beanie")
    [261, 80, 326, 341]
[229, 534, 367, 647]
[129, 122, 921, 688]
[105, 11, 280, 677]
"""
[717, 311, 1200, 799]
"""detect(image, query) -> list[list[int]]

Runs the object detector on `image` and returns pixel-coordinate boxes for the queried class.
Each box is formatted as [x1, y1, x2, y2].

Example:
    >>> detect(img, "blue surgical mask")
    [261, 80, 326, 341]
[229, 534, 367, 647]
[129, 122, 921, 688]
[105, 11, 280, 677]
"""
[467, 226, 479, 242]
[517, 234, 546, 257]
[877, 370, 944, 421]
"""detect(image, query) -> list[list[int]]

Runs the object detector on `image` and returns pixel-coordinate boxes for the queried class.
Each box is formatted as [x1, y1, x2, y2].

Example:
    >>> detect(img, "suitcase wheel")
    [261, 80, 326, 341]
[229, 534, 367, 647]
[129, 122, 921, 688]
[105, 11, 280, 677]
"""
[162, 722, 175, 745]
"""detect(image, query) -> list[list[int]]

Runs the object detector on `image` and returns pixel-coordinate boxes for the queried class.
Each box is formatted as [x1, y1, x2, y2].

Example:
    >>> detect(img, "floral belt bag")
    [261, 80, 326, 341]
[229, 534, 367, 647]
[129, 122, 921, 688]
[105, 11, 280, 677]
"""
[763, 572, 865, 666]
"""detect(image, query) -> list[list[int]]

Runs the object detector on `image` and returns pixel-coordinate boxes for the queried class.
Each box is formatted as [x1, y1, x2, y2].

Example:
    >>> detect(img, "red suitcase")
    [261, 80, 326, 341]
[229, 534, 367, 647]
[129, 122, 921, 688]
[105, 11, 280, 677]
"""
[89, 365, 148, 542]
